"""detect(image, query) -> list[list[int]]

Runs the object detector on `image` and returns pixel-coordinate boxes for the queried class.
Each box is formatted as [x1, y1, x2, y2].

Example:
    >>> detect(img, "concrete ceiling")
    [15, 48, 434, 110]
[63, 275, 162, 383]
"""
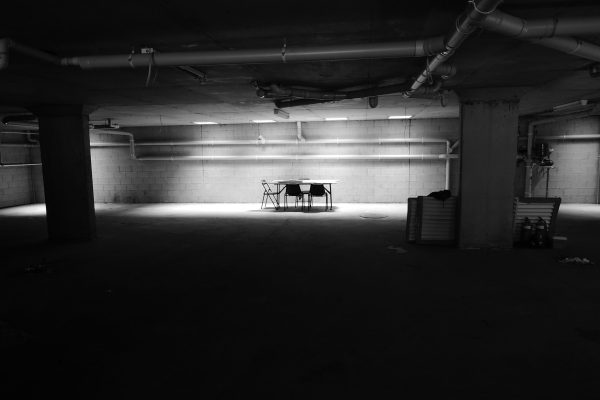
[1, 0, 600, 126]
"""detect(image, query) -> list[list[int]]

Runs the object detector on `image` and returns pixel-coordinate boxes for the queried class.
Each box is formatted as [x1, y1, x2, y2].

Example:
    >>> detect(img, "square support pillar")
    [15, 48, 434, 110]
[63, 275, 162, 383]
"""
[458, 89, 522, 249]
[34, 105, 96, 241]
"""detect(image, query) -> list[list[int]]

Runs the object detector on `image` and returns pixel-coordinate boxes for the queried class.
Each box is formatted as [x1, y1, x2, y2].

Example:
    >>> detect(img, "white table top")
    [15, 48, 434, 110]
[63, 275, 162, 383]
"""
[270, 179, 339, 185]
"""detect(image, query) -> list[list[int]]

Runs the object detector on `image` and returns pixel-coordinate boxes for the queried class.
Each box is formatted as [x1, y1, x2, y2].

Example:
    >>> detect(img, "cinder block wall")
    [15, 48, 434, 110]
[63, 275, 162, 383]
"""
[0, 146, 39, 208]
[85, 119, 460, 203]
[530, 116, 600, 203]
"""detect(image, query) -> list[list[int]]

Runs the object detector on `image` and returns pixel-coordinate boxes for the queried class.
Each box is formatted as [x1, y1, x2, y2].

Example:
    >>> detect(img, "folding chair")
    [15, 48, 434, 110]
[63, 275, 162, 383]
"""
[261, 180, 280, 209]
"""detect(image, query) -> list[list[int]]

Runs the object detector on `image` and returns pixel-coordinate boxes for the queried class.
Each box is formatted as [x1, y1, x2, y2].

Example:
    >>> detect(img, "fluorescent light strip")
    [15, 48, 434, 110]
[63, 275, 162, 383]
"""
[388, 115, 412, 119]
[252, 119, 276, 123]
[325, 117, 348, 121]
[193, 121, 218, 125]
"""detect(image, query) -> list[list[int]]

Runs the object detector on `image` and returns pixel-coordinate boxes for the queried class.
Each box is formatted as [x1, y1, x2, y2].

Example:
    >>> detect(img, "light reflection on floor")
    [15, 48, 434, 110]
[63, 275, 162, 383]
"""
[0, 203, 408, 219]
[3, 203, 600, 220]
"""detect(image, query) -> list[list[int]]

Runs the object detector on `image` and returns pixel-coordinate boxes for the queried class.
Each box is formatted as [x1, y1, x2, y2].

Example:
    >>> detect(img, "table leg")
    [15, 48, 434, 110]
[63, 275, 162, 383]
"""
[328, 184, 333, 210]
[276, 184, 281, 206]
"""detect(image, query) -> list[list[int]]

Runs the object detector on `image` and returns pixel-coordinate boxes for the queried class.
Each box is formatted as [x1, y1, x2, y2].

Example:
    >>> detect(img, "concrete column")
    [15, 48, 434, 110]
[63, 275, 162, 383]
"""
[458, 89, 522, 249]
[34, 105, 96, 241]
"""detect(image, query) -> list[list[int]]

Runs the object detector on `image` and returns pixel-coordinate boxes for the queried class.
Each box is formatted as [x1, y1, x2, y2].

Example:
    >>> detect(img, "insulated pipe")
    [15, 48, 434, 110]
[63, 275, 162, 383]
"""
[136, 154, 459, 161]
[60, 38, 446, 69]
[480, 10, 600, 62]
[404, 0, 503, 97]
[482, 11, 600, 38]
[533, 37, 600, 63]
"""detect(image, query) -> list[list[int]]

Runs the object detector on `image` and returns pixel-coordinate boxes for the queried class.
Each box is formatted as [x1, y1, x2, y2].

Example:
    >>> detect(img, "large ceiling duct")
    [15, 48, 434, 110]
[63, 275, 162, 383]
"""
[481, 10, 600, 62]
[482, 11, 600, 39]
[0, 38, 447, 71]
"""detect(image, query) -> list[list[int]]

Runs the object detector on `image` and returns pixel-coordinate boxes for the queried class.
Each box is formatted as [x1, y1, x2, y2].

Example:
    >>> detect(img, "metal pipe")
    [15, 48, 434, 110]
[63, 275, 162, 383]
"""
[536, 134, 600, 140]
[449, 140, 461, 152]
[2, 114, 38, 130]
[92, 129, 137, 159]
[483, 11, 600, 38]
[100, 137, 450, 147]
[0, 143, 38, 148]
[137, 154, 459, 161]
[404, 0, 503, 97]
[59, 38, 446, 69]
[0, 151, 41, 167]
[296, 121, 305, 142]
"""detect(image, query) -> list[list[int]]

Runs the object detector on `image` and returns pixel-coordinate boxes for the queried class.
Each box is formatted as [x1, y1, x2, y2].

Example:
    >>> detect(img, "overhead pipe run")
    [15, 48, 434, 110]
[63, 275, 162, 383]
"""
[137, 154, 458, 162]
[93, 137, 451, 147]
[404, 0, 503, 97]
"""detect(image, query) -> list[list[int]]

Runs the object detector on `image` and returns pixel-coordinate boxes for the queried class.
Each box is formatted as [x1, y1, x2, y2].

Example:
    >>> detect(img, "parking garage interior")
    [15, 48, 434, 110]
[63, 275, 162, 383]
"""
[2, 0, 600, 397]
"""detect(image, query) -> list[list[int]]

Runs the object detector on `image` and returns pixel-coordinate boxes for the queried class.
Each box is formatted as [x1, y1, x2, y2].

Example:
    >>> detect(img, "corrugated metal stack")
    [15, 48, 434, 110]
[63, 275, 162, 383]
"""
[406, 196, 457, 245]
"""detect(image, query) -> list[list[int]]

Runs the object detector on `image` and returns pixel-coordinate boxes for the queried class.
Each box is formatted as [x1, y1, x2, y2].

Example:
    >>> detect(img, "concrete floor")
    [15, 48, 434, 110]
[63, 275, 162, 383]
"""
[2, 203, 600, 399]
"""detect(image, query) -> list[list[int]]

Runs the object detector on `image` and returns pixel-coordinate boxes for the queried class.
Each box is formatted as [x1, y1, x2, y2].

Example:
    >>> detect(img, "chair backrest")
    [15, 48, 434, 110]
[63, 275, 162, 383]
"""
[261, 180, 274, 193]
[285, 184, 302, 196]
[309, 184, 326, 196]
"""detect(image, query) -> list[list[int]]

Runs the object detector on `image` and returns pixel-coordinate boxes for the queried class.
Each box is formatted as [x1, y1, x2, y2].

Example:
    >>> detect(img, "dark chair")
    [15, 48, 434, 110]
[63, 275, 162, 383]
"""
[261, 180, 280, 209]
[308, 184, 329, 210]
[284, 184, 304, 210]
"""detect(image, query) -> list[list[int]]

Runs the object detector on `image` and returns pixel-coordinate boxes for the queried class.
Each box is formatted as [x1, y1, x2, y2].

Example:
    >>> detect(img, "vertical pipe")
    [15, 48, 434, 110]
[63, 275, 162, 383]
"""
[445, 141, 451, 190]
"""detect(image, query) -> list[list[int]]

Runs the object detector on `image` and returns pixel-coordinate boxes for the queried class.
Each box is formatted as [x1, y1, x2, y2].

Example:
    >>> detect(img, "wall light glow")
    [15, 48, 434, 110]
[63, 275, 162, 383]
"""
[252, 120, 276, 123]
[325, 117, 348, 121]
[388, 115, 413, 119]
[193, 121, 218, 125]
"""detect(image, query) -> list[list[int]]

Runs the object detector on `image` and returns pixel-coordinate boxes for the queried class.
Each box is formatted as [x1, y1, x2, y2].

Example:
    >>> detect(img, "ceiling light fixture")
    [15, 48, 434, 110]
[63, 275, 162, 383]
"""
[388, 115, 412, 119]
[552, 99, 588, 112]
[325, 117, 348, 121]
[193, 121, 218, 125]
[252, 119, 276, 123]
[274, 108, 290, 119]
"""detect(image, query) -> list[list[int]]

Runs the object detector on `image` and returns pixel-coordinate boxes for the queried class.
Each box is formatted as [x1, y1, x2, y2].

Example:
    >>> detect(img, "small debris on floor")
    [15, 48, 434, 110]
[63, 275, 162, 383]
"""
[557, 256, 594, 265]
[387, 245, 407, 254]
[0, 321, 32, 347]
[24, 262, 52, 274]
[359, 213, 388, 219]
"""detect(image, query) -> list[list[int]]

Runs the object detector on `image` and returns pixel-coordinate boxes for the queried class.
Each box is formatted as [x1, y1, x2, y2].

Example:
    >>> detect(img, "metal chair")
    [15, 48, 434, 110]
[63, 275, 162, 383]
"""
[308, 184, 329, 210]
[284, 184, 305, 210]
[261, 180, 280, 209]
